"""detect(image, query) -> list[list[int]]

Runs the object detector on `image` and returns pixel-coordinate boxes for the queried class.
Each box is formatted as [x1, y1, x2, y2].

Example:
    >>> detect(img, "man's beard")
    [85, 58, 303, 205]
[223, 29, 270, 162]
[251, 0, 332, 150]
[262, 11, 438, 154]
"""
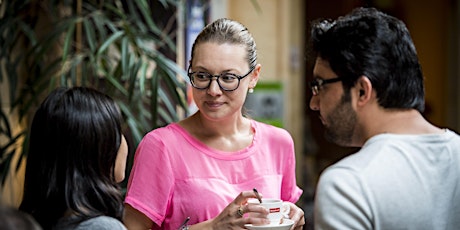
[324, 91, 357, 146]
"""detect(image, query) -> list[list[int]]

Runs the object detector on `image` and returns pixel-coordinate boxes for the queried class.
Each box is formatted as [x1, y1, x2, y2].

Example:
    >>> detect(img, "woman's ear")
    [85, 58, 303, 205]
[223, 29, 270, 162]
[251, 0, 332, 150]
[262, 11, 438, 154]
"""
[250, 63, 261, 88]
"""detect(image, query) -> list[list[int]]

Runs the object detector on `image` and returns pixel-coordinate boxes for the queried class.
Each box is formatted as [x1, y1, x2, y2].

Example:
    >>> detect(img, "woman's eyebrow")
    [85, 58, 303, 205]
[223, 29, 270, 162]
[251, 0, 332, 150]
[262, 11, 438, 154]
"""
[193, 67, 238, 73]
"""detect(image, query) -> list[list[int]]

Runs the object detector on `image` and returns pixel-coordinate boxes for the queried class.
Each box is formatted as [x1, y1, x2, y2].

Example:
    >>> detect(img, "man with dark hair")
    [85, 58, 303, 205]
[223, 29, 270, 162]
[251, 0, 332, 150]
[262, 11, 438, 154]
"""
[309, 7, 460, 229]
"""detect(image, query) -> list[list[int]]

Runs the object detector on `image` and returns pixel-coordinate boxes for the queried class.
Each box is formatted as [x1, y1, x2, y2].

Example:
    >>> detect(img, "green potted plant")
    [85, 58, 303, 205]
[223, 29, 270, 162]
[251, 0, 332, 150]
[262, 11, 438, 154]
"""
[0, 0, 187, 190]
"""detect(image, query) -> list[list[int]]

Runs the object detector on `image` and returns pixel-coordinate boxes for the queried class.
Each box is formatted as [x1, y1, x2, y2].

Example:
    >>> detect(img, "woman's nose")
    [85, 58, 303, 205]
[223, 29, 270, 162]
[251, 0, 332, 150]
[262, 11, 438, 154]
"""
[207, 79, 222, 96]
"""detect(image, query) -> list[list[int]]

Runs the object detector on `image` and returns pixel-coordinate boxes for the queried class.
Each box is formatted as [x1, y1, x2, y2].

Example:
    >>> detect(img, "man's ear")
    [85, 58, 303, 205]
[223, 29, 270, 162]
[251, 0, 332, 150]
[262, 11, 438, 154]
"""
[356, 76, 372, 105]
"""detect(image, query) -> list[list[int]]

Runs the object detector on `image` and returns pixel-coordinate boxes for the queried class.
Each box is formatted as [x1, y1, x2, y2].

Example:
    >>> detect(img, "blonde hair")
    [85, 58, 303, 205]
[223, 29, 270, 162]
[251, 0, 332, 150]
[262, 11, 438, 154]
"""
[190, 18, 257, 69]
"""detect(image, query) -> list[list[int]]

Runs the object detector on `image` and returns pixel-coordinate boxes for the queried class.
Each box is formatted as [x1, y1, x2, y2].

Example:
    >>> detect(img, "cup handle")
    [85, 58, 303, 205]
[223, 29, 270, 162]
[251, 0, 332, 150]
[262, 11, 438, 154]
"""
[281, 202, 290, 219]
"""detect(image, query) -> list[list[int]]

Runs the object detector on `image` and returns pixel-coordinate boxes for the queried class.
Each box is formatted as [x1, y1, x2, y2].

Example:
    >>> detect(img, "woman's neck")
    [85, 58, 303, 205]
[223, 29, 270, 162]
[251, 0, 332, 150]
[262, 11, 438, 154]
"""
[178, 111, 254, 151]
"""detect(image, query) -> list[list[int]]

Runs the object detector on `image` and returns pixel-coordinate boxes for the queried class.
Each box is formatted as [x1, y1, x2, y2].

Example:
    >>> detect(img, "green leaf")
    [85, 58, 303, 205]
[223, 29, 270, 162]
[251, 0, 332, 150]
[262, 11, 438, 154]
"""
[121, 37, 129, 75]
[162, 71, 187, 109]
[97, 30, 124, 56]
[150, 69, 160, 127]
[158, 89, 178, 121]
[91, 11, 108, 39]
[117, 101, 143, 143]
[62, 23, 76, 62]
[1, 149, 15, 185]
[126, 1, 147, 33]
[128, 60, 142, 102]
[135, 0, 162, 35]
[0, 110, 12, 138]
[250, 0, 263, 14]
[106, 74, 128, 96]
[18, 20, 38, 47]
[83, 19, 96, 52]
[138, 61, 148, 95]
[0, 0, 189, 188]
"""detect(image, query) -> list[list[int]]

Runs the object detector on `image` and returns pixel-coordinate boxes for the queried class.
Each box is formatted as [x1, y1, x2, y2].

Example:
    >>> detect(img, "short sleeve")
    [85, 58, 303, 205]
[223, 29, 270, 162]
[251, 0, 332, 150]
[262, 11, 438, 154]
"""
[124, 131, 175, 226]
[280, 130, 303, 203]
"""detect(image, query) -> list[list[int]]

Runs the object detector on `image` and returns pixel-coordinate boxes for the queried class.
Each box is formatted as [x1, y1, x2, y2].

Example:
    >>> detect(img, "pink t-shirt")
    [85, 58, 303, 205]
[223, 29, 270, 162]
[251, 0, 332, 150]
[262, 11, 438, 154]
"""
[124, 120, 303, 229]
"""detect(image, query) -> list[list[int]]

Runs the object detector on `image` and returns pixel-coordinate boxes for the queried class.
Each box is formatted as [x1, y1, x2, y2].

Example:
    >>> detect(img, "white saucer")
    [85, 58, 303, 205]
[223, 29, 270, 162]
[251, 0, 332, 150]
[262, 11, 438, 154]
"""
[244, 219, 294, 230]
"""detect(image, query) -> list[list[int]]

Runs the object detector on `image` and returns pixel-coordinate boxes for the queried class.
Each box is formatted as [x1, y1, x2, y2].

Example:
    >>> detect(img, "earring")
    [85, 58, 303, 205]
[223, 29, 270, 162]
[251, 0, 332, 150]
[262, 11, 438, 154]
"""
[248, 88, 254, 94]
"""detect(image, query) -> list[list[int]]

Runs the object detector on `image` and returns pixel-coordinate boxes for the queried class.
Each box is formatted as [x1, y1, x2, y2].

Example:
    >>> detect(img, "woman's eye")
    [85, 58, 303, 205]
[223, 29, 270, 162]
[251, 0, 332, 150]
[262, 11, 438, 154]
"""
[195, 73, 210, 80]
[221, 74, 238, 82]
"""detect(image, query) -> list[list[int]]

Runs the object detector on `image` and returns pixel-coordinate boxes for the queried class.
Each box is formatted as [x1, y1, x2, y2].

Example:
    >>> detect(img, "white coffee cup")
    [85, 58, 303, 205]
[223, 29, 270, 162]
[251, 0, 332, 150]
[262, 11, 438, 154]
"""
[247, 198, 290, 225]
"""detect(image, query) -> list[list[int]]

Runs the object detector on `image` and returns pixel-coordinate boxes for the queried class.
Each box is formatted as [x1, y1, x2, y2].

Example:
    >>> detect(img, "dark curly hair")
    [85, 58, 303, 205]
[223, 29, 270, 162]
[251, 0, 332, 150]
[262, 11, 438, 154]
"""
[310, 7, 425, 112]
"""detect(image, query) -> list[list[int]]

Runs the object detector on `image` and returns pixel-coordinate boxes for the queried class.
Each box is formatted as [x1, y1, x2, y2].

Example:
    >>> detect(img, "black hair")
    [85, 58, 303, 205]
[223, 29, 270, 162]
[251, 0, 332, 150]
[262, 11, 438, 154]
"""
[310, 7, 425, 112]
[19, 86, 124, 229]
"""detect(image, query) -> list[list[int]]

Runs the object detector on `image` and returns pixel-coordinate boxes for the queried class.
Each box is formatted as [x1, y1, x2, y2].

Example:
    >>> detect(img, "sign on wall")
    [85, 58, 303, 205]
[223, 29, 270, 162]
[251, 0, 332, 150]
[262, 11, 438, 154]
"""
[244, 82, 284, 127]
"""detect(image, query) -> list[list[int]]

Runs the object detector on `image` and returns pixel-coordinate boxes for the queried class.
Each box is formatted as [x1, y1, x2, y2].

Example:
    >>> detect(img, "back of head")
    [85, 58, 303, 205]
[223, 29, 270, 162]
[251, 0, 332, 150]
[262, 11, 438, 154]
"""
[0, 205, 42, 230]
[191, 18, 258, 69]
[19, 87, 124, 229]
[310, 7, 425, 112]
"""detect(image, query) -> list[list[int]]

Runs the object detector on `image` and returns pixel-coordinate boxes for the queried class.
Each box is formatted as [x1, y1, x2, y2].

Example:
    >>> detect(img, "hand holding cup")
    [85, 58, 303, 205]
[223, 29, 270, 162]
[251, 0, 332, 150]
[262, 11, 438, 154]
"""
[247, 198, 290, 226]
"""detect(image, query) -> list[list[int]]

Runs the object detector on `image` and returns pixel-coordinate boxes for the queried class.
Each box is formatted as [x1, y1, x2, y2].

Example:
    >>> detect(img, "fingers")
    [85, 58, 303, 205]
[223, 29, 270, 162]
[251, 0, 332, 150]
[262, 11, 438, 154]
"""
[233, 190, 263, 205]
[210, 192, 273, 230]
[236, 206, 244, 217]
[294, 217, 306, 229]
[232, 191, 257, 219]
[234, 200, 270, 219]
[232, 193, 271, 226]
[245, 202, 269, 216]
[242, 204, 271, 226]
[284, 202, 305, 230]
[232, 191, 310, 229]
[231, 190, 266, 221]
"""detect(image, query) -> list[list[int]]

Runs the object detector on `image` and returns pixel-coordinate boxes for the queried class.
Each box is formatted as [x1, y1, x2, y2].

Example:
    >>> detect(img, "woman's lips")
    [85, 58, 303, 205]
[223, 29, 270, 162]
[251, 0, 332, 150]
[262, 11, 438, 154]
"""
[205, 101, 224, 108]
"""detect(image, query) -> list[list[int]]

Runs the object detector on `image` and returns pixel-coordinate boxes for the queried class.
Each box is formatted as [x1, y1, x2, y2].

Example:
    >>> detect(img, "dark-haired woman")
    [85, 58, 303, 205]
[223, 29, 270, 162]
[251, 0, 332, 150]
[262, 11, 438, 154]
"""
[19, 87, 128, 230]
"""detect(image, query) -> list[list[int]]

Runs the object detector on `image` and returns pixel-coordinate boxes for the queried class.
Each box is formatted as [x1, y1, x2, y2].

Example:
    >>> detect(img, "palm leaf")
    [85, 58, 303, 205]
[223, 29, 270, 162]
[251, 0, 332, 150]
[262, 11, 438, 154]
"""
[0, 0, 188, 188]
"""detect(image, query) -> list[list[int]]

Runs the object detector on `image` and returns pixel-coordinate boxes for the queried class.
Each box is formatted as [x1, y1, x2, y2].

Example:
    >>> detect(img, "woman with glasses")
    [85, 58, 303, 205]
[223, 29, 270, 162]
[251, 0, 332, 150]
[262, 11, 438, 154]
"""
[123, 18, 305, 230]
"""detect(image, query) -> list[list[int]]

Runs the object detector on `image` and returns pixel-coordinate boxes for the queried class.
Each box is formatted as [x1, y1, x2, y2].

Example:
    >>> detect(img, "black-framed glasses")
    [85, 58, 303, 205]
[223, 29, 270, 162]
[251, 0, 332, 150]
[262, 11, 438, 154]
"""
[187, 66, 255, 91]
[309, 77, 343, 96]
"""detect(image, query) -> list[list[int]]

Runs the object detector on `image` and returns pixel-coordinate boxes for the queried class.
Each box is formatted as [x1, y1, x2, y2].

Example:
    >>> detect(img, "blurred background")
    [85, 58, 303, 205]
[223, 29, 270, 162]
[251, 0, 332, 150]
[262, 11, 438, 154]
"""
[1, 0, 459, 228]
